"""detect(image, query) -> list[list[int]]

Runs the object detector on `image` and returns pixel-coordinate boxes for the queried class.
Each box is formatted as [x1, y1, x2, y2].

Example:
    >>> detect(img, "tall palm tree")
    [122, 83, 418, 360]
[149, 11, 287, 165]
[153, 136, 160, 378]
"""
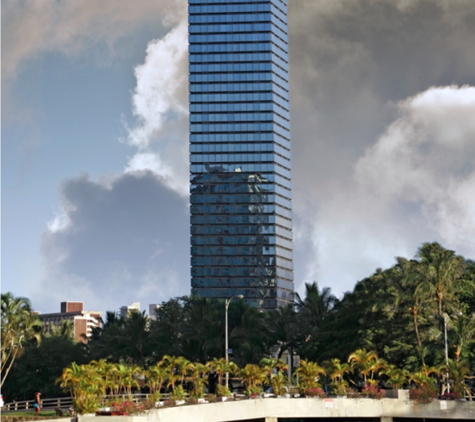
[413, 243, 467, 317]
[1, 292, 43, 387]
[266, 304, 302, 360]
[295, 282, 337, 327]
[391, 257, 428, 364]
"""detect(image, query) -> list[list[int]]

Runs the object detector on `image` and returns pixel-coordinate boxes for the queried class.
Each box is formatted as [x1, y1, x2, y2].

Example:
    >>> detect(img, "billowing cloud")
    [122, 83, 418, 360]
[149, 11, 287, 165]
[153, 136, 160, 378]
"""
[301, 85, 475, 295]
[288, 0, 475, 294]
[124, 21, 189, 196]
[355, 85, 475, 246]
[36, 171, 189, 313]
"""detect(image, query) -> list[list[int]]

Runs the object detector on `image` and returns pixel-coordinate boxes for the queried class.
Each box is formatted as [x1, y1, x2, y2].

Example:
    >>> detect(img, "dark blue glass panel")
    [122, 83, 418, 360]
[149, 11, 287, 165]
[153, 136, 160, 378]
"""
[189, 0, 293, 309]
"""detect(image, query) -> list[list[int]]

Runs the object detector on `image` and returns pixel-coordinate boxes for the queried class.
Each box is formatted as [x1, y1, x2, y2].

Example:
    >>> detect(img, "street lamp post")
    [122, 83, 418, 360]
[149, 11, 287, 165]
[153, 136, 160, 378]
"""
[443, 313, 450, 394]
[225, 294, 243, 390]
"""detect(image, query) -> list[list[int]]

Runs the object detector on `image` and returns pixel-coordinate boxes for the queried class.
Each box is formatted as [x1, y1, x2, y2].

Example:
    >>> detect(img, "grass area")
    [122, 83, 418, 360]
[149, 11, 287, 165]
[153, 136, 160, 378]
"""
[1, 411, 57, 417]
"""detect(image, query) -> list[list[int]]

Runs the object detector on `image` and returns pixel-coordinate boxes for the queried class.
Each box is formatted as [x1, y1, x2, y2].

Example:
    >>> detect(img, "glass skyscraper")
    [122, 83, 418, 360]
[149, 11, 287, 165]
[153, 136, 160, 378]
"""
[188, 0, 294, 309]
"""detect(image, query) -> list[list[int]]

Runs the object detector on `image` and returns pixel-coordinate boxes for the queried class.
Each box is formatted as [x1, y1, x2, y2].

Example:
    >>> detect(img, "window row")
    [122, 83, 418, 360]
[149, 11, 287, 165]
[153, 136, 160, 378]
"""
[190, 51, 289, 72]
[190, 213, 292, 229]
[190, 81, 272, 92]
[191, 256, 293, 270]
[190, 162, 291, 180]
[190, 3, 271, 13]
[191, 266, 293, 280]
[190, 182, 291, 198]
[189, 62, 288, 81]
[190, 141, 289, 154]
[190, 121, 285, 132]
[191, 277, 294, 292]
[191, 171, 271, 184]
[190, 151, 291, 169]
[190, 122, 290, 138]
[192, 223, 275, 235]
[190, 56, 289, 77]
[190, 103, 289, 121]
[190, 82, 289, 98]
[190, 192, 292, 209]
[188, 12, 288, 34]
[189, 2, 287, 24]
[190, 132, 289, 144]
[190, 113, 290, 129]
[190, 172, 292, 190]
[189, 0, 287, 7]
[190, 144, 291, 162]
[189, 32, 288, 53]
[189, 41, 285, 57]
[191, 244, 293, 261]
[190, 202, 292, 220]
[191, 220, 292, 238]
[189, 71, 287, 88]
[189, 23, 287, 43]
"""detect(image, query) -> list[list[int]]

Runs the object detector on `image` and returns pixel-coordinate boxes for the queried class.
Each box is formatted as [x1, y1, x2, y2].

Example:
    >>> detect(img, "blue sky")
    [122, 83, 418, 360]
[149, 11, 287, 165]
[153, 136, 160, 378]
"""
[3, 0, 475, 314]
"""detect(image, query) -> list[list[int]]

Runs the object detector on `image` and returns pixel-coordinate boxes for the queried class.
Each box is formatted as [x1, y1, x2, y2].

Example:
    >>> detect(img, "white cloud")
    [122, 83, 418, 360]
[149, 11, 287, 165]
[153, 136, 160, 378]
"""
[355, 85, 475, 246]
[123, 21, 189, 196]
[301, 85, 475, 296]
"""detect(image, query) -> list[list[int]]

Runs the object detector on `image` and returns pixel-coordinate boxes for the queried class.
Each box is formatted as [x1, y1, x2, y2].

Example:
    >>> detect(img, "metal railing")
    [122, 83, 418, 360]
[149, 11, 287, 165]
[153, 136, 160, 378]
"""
[3, 397, 73, 412]
[2, 394, 175, 412]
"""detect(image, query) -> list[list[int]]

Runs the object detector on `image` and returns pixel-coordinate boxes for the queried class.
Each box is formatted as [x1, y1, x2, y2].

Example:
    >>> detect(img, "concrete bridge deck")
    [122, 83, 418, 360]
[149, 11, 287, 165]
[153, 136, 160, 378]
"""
[82, 391, 475, 422]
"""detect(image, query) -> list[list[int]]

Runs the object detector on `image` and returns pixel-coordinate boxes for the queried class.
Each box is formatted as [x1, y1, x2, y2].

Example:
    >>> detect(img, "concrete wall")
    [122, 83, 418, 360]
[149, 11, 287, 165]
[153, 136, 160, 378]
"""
[76, 393, 475, 422]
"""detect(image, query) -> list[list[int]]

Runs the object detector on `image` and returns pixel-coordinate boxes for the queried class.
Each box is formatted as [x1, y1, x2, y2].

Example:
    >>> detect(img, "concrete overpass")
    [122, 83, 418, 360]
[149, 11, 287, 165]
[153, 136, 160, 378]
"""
[81, 391, 475, 422]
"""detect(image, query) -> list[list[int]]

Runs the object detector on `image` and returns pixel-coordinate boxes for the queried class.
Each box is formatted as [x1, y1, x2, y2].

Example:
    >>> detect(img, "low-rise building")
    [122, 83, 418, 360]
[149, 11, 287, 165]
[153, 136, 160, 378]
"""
[38, 301, 102, 343]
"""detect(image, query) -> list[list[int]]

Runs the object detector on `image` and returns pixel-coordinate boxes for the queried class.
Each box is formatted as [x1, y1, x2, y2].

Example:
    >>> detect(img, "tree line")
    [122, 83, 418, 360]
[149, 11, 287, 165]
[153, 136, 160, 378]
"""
[2, 242, 474, 402]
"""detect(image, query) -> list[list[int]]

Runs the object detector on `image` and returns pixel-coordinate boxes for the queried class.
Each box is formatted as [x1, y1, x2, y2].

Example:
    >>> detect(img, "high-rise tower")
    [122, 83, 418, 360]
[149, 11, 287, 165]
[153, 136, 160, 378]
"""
[189, 0, 293, 309]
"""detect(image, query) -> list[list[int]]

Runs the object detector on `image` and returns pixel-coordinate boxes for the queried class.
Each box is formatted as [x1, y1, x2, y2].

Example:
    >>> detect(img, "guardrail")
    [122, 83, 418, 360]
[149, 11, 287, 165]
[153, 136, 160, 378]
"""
[3, 397, 73, 412]
[3, 394, 174, 412]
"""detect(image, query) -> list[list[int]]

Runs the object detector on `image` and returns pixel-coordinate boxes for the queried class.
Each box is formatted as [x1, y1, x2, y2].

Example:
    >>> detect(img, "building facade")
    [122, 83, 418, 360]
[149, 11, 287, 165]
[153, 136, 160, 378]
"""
[189, 0, 294, 309]
[38, 301, 102, 343]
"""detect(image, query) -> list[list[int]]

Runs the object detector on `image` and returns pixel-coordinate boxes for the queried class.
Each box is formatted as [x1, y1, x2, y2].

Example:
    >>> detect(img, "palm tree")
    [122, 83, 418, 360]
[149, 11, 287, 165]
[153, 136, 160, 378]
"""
[238, 363, 267, 395]
[295, 282, 337, 328]
[145, 364, 167, 397]
[438, 359, 471, 397]
[294, 359, 325, 392]
[324, 358, 350, 386]
[187, 362, 209, 398]
[1, 292, 43, 387]
[58, 362, 102, 413]
[266, 304, 302, 361]
[390, 257, 428, 364]
[449, 312, 475, 362]
[270, 371, 289, 396]
[206, 357, 238, 395]
[48, 319, 75, 340]
[413, 243, 467, 317]
[410, 364, 438, 387]
[381, 365, 409, 389]
[348, 348, 379, 385]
